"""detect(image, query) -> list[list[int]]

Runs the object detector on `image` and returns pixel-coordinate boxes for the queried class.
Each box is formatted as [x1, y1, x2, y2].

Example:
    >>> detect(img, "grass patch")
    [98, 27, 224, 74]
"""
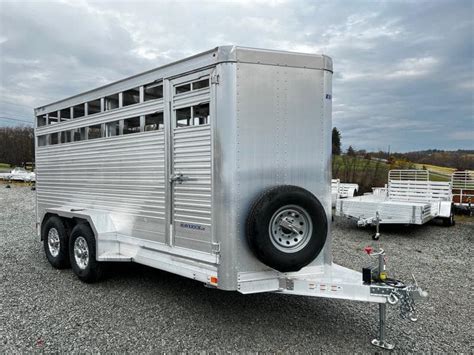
[332, 156, 389, 193]
[332, 156, 456, 191]
[413, 163, 455, 174]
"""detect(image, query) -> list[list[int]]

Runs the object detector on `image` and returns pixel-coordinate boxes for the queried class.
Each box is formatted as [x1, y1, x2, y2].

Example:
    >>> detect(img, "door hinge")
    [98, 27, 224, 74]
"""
[211, 74, 220, 85]
[211, 242, 220, 254]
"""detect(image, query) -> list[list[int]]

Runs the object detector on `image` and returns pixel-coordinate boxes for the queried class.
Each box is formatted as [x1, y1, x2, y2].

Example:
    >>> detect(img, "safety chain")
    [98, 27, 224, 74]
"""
[389, 287, 418, 322]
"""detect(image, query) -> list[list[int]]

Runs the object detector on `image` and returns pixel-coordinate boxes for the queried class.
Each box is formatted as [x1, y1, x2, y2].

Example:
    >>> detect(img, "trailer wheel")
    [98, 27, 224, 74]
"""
[442, 207, 455, 227]
[246, 185, 328, 272]
[69, 223, 102, 283]
[42, 216, 70, 269]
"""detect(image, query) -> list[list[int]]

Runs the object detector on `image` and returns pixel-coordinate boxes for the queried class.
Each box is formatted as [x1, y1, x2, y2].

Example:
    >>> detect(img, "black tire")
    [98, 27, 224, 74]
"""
[246, 185, 328, 272]
[42, 216, 70, 269]
[442, 207, 455, 227]
[69, 223, 102, 283]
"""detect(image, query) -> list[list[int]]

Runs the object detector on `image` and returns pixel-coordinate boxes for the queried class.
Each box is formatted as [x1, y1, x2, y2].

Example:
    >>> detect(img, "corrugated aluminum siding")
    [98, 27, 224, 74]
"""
[36, 131, 166, 242]
[172, 124, 212, 253]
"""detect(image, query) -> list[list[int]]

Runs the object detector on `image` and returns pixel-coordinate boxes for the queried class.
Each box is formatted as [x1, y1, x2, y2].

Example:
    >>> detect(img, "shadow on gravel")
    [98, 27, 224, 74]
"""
[98, 261, 373, 338]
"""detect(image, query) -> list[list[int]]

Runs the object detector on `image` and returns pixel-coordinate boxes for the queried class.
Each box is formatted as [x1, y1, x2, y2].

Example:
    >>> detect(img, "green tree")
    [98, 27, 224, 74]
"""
[332, 127, 341, 155]
[347, 145, 356, 157]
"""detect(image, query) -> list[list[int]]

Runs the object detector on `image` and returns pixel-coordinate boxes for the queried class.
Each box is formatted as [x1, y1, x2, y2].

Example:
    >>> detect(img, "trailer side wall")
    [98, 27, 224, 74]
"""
[215, 61, 333, 289]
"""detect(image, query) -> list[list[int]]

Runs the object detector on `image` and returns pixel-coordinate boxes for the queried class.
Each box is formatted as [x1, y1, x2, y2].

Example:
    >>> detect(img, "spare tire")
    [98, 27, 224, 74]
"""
[246, 185, 328, 272]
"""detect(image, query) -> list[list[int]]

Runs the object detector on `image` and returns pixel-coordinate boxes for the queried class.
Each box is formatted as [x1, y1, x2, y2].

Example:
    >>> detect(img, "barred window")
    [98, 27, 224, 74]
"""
[123, 116, 141, 134]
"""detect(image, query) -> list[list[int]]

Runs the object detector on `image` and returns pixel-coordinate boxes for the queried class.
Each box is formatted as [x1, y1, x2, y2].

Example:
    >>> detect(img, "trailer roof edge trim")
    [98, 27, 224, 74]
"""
[34, 46, 332, 114]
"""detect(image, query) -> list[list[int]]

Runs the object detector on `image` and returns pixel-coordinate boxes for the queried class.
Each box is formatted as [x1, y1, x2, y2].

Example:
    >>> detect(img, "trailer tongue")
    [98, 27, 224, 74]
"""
[238, 233, 427, 350]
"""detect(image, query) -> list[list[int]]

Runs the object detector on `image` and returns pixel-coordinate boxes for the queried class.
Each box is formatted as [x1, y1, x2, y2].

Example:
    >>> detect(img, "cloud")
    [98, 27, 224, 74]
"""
[0, 0, 472, 151]
[449, 131, 474, 141]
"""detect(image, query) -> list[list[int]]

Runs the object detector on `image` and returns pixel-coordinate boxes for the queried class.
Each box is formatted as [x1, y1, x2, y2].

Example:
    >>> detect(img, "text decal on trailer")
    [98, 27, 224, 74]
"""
[180, 223, 206, 231]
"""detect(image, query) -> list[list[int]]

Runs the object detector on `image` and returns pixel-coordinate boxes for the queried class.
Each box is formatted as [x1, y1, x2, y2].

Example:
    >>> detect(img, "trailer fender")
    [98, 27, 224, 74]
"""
[43, 207, 118, 257]
[438, 201, 453, 218]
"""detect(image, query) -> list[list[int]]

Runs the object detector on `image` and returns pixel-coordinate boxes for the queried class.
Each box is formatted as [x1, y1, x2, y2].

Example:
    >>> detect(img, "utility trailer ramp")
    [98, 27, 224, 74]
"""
[336, 170, 453, 226]
[451, 171, 474, 210]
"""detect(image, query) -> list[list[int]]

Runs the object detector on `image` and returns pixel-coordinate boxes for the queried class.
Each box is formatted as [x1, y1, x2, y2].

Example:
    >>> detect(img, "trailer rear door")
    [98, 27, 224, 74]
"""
[169, 69, 214, 254]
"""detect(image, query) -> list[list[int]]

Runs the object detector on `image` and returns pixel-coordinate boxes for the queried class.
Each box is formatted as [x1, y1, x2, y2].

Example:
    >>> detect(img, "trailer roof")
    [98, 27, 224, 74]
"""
[34, 46, 332, 115]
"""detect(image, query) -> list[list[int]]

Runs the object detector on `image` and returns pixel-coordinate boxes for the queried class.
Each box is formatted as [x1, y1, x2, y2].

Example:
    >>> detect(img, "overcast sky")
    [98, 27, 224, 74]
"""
[0, 0, 472, 152]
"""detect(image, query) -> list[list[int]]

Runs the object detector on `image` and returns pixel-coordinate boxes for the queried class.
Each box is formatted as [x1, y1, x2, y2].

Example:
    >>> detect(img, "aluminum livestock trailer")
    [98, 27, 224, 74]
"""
[35, 46, 425, 349]
[336, 169, 455, 234]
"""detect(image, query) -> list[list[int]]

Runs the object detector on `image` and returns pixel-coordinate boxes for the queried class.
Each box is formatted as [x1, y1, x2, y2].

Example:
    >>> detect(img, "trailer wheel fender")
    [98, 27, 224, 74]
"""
[246, 185, 328, 272]
[42, 215, 70, 269]
[442, 205, 455, 227]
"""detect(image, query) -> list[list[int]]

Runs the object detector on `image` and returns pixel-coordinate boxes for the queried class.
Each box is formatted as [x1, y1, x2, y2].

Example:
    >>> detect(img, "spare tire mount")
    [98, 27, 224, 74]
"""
[246, 185, 328, 272]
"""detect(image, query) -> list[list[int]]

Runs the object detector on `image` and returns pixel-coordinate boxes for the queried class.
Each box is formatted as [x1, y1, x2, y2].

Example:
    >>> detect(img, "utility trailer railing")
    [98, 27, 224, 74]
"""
[388, 180, 452, 202]
[331, 179, 340, 207]
[372, 186, 388, 196]
[336, 170, 454, 230]
[331, 179, 358, 207]
[388, 169, 429, 181]
[451, 171, 474, 213]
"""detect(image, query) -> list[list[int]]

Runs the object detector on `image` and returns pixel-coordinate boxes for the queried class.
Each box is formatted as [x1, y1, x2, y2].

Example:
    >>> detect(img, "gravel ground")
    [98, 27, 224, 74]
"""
[1, 184, 473, 353]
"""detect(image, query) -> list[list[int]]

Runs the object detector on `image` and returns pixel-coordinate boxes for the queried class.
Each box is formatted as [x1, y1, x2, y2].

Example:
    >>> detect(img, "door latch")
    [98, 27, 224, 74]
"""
[170, 173, 191, 184]
[211, 74, 220, 85]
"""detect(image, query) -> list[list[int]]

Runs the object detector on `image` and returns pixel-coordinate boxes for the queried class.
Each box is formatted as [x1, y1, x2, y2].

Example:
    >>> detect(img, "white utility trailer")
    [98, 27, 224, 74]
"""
[331, 179, 358, 207]
[0, 167, 36, 182]
[451, 170, 474, 214]
[336, 170, 455, 231]
[35, 46, 426, 349]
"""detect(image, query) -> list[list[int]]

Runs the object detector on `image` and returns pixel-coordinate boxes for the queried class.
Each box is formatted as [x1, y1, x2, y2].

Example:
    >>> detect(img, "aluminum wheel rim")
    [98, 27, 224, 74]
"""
[269, 205, 313, 253]
[47, 228, 60, 257]
[74, 236, 89, 270]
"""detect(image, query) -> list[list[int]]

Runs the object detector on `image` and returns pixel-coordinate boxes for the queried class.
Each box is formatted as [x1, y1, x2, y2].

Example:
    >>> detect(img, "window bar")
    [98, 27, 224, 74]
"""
[139, 86, 144, 103]
[118, 92, 123, 108]
[119, 120, 124, 135]
[140, 115, 145, 132]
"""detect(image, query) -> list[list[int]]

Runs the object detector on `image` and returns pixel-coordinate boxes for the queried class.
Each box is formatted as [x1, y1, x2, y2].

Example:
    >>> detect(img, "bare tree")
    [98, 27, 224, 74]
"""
[0, 126, 35, 167]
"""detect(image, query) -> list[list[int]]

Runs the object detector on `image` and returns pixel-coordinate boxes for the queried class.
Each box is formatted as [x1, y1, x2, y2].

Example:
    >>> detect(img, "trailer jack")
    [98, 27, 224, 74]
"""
[365, 240, 428, 350]
[373, 303, 393, 349]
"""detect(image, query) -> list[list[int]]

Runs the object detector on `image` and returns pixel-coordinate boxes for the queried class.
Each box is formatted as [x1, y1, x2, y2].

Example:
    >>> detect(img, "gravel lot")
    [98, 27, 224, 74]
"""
[1, 184, 473, 353]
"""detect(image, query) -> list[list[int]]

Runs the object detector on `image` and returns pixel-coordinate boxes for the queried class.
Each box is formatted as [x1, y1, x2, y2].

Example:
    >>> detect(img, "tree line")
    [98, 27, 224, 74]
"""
[332, 127, 473, 170]
[0, 126, 35, 167]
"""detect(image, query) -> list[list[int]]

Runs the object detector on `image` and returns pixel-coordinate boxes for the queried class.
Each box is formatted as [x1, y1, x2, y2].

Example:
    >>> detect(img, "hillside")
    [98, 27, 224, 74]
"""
[370, 149, 474, 170]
